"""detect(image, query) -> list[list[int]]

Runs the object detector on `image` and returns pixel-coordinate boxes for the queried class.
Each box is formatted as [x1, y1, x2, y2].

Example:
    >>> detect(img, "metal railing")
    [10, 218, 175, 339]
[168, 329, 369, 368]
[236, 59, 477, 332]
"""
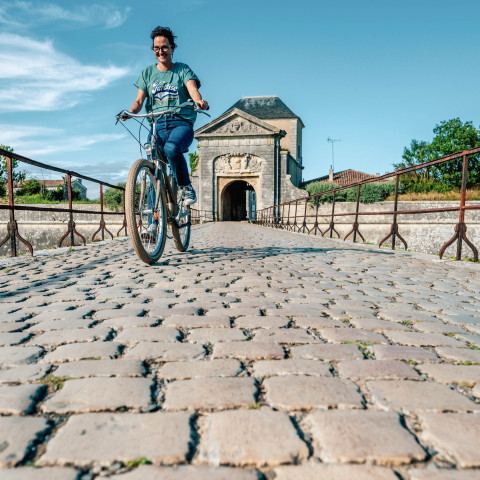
[191, 208, 217, 224]
[256, 147, 480, 262]
[0, 148, 126, 257]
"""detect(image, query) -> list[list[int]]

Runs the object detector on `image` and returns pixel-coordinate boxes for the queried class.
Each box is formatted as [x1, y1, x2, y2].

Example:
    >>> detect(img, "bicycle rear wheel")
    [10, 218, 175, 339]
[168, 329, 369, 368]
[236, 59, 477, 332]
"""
[171, 180, 191, 252]
[125, 159, 167, 264]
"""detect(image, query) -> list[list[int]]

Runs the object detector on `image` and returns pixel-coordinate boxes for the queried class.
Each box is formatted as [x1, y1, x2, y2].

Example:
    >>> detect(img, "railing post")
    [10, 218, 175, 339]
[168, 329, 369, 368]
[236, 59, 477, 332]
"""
[92, 183, 113, 242]
[439, 153, 478, 261]
[314, 195, 320, 235]
[379, 173, 407, 250]
[323, 190, 339, 238]
[344, 184, 365, 242]
[302, 197, 308, 233]
[59, 173, 86, 247]
[0, 156, 33, 256]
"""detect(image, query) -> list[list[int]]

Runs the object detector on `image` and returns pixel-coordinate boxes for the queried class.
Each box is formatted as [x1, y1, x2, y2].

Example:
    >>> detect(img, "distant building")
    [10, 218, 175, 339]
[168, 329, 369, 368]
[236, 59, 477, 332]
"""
[15, 176, 88, 199]
[301, 167, 380, 188]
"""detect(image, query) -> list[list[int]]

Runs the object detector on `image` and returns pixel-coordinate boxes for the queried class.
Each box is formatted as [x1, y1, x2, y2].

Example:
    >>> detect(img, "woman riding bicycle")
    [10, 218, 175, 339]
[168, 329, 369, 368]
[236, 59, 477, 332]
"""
[126, 26, 209, 206]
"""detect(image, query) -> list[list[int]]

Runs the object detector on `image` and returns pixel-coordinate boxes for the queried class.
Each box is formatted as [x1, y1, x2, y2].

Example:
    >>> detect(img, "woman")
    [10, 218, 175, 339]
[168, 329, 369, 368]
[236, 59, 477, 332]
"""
[127, 26, 208, 205]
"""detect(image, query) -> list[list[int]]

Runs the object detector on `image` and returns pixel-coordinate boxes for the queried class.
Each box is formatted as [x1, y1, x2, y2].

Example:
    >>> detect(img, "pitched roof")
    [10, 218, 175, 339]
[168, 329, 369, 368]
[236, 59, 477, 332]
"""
[301, 169, 378, 188]
[226, 96, 302, 123]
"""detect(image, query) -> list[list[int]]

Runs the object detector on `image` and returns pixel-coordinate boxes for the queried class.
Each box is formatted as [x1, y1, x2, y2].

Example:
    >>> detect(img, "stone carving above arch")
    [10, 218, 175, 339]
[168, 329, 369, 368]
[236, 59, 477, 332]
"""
[215, 118, 267, 135]
[214, 154, 263, 174]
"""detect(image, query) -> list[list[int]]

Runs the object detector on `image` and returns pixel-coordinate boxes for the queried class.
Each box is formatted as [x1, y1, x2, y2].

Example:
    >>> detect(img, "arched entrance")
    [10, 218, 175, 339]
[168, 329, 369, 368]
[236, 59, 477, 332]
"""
[221, 180, 256, 221]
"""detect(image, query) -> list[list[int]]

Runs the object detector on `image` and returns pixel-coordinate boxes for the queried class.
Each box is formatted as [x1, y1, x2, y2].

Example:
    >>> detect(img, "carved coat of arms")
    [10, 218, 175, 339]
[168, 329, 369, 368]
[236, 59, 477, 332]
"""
[214, 154, 262, 174]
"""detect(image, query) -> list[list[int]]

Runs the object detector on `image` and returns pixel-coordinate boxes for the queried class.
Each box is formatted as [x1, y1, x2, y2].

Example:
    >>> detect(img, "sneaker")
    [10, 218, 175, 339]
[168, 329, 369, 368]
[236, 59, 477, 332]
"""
[147, 223, 157, 235]
[183, 185, 197, 206]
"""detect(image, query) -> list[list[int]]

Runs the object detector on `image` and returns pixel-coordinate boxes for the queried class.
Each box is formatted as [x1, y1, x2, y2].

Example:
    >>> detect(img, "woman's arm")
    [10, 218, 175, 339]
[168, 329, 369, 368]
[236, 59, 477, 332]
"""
[129, 88, 146, 114]
[186, 79, 209, 110]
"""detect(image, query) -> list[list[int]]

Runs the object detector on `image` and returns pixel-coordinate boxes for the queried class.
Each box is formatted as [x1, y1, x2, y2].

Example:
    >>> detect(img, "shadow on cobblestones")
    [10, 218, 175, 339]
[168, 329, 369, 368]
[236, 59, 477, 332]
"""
[160, 245, 394, 266]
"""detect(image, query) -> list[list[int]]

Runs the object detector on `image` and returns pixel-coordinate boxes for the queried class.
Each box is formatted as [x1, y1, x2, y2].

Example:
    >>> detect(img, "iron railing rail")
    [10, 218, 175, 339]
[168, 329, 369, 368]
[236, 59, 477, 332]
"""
[191, 208, 217, 224]
[256, 148, 480, 262]
[0, 148, 127, 257]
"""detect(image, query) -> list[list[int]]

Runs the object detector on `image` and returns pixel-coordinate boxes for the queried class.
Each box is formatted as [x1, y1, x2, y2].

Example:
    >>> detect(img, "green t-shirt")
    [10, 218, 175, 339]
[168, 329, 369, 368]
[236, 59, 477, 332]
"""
[134, 62, 200, 124]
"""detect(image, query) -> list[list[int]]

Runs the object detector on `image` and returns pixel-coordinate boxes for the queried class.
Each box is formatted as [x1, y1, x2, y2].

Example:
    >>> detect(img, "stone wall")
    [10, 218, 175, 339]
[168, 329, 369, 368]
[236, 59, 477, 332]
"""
[270, 200, 480, 260]
[0, 204, 125, 256]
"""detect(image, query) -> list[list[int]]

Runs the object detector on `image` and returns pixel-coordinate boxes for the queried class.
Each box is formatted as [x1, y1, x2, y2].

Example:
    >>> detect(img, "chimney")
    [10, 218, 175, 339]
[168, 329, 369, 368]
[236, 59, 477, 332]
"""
[329, 166, 334, 182]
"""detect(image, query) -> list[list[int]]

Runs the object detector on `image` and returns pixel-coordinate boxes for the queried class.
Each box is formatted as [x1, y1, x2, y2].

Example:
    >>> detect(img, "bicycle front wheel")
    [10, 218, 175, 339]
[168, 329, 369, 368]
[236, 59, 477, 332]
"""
[171, 181, 191, 252]
[125, 159, 167, 264]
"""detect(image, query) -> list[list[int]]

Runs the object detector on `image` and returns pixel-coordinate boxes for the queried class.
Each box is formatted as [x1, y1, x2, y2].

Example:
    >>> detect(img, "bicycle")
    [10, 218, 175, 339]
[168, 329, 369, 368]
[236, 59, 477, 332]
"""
[116, 100, 210, 265]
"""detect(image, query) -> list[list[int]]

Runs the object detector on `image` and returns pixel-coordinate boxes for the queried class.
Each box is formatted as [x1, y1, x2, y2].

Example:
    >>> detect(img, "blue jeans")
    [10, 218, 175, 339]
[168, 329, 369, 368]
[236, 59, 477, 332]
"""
[149, 116, 194, 187]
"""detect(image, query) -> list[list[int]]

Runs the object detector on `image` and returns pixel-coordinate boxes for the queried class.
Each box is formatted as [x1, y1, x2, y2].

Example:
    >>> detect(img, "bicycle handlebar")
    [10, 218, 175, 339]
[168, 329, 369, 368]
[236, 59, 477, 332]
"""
[116, 99, 210, 124]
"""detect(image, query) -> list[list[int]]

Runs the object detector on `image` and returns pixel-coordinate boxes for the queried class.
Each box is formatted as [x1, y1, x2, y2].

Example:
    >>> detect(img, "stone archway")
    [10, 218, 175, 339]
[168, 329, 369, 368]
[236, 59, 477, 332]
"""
[221, 180, 256, 221]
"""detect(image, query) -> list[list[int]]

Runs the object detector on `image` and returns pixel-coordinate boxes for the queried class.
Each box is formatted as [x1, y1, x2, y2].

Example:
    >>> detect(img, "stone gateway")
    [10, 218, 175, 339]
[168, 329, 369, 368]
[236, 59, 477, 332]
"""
[192, 96, 307, 221]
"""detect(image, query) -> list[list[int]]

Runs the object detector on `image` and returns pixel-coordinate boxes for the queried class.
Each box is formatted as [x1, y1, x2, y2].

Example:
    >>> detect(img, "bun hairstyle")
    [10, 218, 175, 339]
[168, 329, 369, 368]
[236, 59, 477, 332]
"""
[151, 26, 177, 51]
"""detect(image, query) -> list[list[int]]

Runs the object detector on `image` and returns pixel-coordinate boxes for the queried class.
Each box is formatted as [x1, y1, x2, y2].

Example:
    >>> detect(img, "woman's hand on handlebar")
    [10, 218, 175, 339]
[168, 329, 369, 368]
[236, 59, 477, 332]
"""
[195, 99, 209, 111]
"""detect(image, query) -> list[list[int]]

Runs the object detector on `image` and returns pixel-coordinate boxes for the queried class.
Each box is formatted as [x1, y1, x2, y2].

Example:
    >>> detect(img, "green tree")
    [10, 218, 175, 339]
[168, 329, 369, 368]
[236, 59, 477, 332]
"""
[394, 119, 480, 190]
[189, 152, 199, 173]
[103, 182, 126, 211]
[0, 145, 26, 186]
[429, 118, 480, 187]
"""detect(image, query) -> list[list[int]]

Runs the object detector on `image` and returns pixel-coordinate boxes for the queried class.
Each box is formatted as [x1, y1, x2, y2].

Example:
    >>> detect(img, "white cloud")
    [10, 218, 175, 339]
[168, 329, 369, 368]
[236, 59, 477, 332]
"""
[0, 124, 125, 157]
[0, 33, 130, 112]
[0, 1, 131, 29]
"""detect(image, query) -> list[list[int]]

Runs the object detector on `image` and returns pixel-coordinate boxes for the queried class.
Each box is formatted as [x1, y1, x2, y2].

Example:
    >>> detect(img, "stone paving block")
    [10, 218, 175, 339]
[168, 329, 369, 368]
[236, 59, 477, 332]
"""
[234, 316, 290, 329]
[26, 319, 94, 331]
[274, 463, 399, 480]
[264, 375, 363, 410]
[187, 328, 246, 343]
[0, 321, 26, 333]
[383, 331, 466, 347]
[163, 377, 256, 410]
[53, 358, 145, 378]
[108, 465, 258, 479]
[100, 316, 158, 328]
[124, 342, 205, 361]
[369, 345, 439, 363]
[408, 469, 480, 480]
[28, 327, 111, 346]
[0, 467, 80, 479]
[92, 305, 146, 320]
[41, 342, 121, 363]
[0, 332, 31, 346]
[38, 412, 191, 466]
[337, 359, 421, 380]
[253, 359, 331, 377]
[319, 327, 388, 344]
[42, 377, 152, 413]
[349, 317, 410, 332]
[304, 409, 426, 465]
[455, 333, 480, 347]
[290, 343, 363, 361]
[211, 341, 284, 360]
[378, 307, 438, 323]
[418, 364, 480, 384]
[473, 383, 480, 398]
[0, 384, 46, 414]
[0, 416, 49, 467]
[367, 380, 480, 413]
[162, 315, 230, 328]
[158, 359, 242, 380]
[251, 328, 317, 344]
[197, 409, 308, 466]
[292, 316, 345, 329]
[0, 364, 50, 383]
[419, 413, 480, 468]
[267, 305, 321, 316]
[115, 327, 181, 343]
[0, 346, 43, 366]
[412, 321, 467, 334]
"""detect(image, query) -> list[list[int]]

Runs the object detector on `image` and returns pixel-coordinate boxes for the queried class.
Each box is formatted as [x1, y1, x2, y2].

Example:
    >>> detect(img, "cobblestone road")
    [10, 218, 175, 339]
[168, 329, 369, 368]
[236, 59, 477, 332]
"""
[1, 222, 480, 480]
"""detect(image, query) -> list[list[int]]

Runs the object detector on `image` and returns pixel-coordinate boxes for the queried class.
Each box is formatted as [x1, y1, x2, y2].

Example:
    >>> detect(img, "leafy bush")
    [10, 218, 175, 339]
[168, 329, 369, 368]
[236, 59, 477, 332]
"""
[103, 182, 126, 211]
[306, 181, 400, 204]
[0, 183, 6, 197]
[46, 185, 65, 202]
[19, 179, 42, 196]
[401, 179, 454, 194]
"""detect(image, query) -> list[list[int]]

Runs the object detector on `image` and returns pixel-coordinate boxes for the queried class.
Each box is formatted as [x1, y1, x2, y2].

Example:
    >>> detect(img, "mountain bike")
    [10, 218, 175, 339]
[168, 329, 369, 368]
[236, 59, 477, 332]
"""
[116, 100, 209, 265]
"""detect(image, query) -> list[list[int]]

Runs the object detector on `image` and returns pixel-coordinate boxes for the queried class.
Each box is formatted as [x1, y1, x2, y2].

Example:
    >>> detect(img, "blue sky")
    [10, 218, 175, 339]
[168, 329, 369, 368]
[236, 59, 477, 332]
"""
[1, 0, 480, 198]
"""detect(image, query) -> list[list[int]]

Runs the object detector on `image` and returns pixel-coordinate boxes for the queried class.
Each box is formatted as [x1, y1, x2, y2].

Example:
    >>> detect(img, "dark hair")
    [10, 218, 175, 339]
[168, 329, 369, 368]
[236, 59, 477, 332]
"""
[151, 26, 177, 51]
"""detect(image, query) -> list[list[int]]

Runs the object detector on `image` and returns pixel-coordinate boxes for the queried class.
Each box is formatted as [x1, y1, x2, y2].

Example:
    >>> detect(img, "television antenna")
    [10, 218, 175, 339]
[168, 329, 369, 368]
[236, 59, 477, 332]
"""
[327, 137, 341, 173]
